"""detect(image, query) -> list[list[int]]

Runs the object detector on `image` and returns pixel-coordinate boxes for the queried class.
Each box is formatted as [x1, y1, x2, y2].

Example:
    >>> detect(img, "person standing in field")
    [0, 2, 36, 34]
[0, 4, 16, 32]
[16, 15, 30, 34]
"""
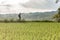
[18, 13, 21, 21]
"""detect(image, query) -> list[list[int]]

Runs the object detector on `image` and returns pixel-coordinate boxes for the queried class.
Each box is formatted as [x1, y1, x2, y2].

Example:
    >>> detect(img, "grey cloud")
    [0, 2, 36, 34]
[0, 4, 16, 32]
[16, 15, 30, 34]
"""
[22, 0, 60, 10]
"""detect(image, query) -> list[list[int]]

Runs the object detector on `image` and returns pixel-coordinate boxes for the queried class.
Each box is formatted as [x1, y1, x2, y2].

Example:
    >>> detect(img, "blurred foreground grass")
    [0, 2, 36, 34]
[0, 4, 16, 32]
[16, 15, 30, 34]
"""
[0, 22, 60, 40]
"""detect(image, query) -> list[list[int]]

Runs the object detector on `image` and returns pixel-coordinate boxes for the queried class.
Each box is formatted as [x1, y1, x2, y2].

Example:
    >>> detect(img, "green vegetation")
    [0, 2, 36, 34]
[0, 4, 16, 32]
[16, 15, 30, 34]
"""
[53, 8, 60, 22]
[0, 22, 60, 40]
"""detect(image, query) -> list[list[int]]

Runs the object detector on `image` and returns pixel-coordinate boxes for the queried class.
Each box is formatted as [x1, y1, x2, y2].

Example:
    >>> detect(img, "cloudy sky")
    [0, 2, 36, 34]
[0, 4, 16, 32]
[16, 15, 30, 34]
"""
[0, 0, 60, 13]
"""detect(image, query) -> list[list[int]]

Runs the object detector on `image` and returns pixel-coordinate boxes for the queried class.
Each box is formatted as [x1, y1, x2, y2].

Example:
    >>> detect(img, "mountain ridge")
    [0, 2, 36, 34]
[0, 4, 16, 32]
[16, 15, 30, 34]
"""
[0, 11, 57, 21]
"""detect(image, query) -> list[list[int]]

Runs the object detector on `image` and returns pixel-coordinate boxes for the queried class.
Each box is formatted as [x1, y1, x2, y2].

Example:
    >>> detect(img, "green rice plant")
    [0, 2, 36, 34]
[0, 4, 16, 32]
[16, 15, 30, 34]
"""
[0, 22, 60, 40]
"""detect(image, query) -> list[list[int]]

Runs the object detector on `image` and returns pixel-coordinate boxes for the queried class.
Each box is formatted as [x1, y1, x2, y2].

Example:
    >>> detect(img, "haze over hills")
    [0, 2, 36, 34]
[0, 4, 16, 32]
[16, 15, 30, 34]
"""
[22, 11, 57, 21]
[0, 11, 57, 21]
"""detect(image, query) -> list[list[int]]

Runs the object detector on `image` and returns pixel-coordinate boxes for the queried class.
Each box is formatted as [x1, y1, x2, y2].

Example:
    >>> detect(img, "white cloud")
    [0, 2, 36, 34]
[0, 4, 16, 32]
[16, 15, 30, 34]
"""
[0, 0, 31, 13]
[0, 0, 60, 13]
[0, 0, 29, 4]
[22, 0, 60, 10]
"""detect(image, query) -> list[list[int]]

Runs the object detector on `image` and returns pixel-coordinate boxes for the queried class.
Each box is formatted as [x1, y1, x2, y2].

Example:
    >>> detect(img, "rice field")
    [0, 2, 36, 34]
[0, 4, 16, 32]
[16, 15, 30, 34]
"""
[0, 22, 60, 40]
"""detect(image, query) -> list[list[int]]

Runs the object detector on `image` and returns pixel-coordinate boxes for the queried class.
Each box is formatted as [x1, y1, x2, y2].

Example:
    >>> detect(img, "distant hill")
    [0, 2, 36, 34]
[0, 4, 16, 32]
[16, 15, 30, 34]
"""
[0, 11, 57, 21]
[22, 11, 57, 21]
